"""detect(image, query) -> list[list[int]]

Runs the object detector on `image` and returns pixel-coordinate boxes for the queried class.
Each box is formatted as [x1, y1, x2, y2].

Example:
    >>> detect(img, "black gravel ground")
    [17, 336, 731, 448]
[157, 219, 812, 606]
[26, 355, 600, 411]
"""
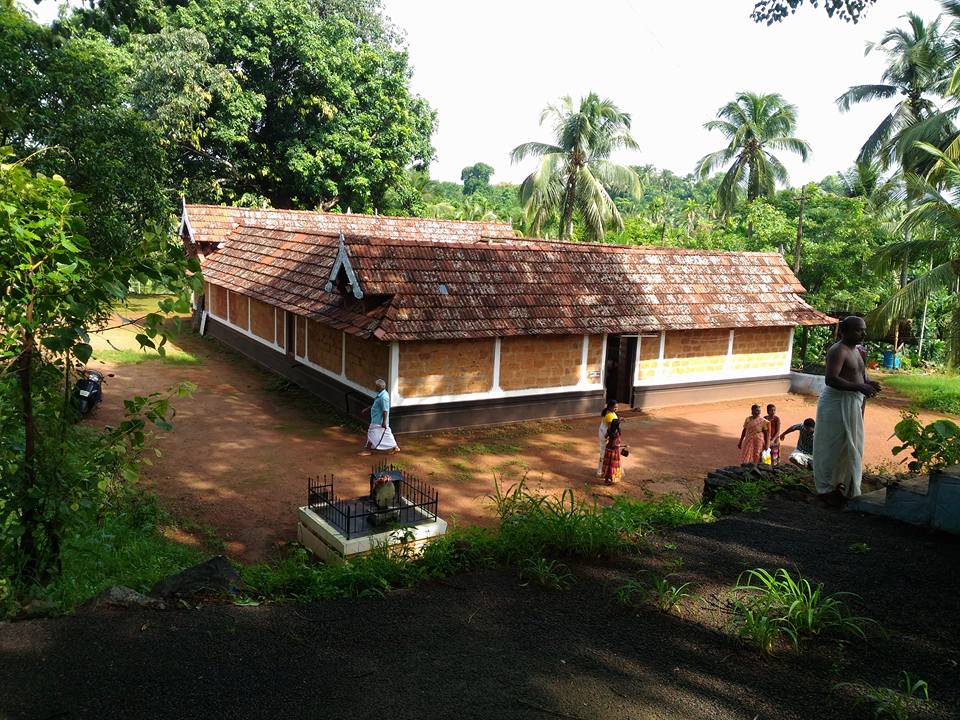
[2, 497, 958, 720]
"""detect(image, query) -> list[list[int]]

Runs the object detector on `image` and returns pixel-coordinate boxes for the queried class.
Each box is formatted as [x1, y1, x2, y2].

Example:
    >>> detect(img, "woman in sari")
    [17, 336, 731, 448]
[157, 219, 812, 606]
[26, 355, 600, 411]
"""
[737, 404, 769, 465]
[601, 418, 624, 485]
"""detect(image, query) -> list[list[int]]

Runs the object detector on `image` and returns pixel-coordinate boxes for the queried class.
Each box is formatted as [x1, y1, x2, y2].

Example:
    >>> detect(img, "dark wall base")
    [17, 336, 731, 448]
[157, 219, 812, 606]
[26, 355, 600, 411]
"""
[631, 375, 791, 409]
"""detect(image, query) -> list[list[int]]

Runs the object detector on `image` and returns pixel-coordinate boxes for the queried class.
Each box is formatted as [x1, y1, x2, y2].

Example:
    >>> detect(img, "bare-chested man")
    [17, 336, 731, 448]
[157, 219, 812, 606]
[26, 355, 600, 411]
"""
[813, 316, 881, 502]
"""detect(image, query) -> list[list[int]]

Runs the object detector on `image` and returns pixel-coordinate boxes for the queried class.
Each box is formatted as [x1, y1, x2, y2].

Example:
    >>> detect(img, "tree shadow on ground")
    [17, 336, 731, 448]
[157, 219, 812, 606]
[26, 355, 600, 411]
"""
[3, 499, 958, 720]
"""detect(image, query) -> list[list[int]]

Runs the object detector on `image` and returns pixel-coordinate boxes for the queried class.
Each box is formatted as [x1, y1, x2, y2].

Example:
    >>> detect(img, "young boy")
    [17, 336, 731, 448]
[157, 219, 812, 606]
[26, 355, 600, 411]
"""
[780, 418, 815, 468]
[765, 404, 782, 465]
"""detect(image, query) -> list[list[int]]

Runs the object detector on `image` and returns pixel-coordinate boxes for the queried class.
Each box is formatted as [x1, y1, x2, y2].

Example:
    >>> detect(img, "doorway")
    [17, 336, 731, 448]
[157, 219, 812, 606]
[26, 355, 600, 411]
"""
[604, 335, 637, 406]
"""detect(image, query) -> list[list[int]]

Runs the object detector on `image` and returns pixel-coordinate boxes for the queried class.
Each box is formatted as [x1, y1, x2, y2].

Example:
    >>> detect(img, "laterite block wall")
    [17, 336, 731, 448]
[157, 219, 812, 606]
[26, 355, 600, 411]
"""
[661, 329, 728, 377]
[730, 327, 791, 372]
[399, 339, 495, 397]
[250, 298, 275, 343]
[636, 334, 660, 381]
[207, 282, 227, 319]
[345, 334, 390, 389]
[227, 291, 249, 330]
[499, 335, 582, 390]
[585, 335, 604, 382]
[306, 319, 343, 373]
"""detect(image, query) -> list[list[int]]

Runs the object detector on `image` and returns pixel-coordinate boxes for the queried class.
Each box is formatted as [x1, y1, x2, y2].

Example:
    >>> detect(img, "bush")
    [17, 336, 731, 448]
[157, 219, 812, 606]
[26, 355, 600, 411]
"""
[891, 411, 960, 473]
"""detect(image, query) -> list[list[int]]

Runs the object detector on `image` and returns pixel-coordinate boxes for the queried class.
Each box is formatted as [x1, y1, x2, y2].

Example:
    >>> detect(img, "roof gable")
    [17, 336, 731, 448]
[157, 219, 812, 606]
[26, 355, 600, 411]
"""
[324, 232, 363, 299]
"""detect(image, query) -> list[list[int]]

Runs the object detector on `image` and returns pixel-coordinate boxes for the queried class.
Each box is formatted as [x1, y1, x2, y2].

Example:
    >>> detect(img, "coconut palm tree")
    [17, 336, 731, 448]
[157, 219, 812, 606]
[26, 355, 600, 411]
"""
[511, 93, 641, 241]
[695, 92, 810, 216]
[839, 13, 949, 358]
[837, 13, 947, 161]
[869, 143, 960, 366]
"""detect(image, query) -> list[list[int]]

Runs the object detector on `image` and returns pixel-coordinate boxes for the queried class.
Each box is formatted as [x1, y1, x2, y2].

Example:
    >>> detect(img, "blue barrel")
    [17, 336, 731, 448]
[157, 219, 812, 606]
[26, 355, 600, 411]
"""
[882, 350, 900, 369]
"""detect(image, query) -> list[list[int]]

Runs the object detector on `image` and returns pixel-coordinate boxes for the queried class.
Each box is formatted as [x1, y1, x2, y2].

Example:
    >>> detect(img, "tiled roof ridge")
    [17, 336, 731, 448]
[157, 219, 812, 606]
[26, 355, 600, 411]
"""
[185, 203, 515, 230]
[230, 223, 788, 259]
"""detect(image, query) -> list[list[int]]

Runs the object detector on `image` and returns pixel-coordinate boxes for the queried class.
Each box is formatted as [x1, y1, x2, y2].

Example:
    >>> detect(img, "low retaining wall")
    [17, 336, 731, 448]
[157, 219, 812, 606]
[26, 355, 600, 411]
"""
[789, 371, 825, 397]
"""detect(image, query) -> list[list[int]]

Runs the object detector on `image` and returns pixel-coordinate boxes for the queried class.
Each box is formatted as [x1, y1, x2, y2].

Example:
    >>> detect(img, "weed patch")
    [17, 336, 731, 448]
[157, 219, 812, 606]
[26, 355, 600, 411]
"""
[835, 672, 932, 720]
[728, 568, 877, 654]
[93, 347, 201, 365]
[519, 557, 573, 590]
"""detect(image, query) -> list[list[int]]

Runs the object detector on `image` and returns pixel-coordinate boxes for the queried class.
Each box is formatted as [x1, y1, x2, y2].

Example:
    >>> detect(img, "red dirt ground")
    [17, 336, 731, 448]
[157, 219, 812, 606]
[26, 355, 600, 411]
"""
[90, 326, 946, 562]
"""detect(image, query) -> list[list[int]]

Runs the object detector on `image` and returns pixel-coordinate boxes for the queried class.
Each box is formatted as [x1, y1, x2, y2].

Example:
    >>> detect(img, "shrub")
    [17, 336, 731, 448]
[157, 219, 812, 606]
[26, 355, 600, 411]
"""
[729, 568, 876, 654]
[891, 411, 960, 473]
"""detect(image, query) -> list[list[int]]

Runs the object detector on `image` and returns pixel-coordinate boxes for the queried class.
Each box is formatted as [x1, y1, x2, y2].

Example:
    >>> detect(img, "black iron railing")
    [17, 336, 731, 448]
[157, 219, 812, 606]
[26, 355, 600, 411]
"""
[305, 465, 439, 540]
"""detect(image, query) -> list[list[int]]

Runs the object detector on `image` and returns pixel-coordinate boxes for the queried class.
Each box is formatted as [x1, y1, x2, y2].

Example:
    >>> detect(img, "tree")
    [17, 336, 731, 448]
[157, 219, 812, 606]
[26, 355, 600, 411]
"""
[460, 162, 494, 196]
[752, 0, 878, 25]
[1, 7, 170, 256]
[838, 12, 949, 360]
[511, 93, 641, 241]
[836, 12, 948, 168]
[869, 143, 960, 366]
[0, 151, 199, 582]
[696, 92, 811, 217]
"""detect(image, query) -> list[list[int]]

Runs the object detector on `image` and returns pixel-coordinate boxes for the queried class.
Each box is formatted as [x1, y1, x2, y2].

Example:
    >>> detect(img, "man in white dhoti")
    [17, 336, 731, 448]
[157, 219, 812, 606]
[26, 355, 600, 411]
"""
[360, 379, 399, 455]
[813, 316, 880, 502]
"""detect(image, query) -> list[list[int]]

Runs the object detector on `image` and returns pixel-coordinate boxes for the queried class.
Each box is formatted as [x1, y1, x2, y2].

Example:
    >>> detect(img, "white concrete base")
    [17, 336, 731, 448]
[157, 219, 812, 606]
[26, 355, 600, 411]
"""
[297, 505, 448, 564]
[789, 371, 825, 397]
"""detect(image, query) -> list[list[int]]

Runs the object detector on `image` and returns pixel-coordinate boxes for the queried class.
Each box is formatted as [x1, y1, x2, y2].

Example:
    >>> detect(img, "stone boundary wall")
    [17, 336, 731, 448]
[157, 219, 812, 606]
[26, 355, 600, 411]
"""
[399, 339, 495, 397]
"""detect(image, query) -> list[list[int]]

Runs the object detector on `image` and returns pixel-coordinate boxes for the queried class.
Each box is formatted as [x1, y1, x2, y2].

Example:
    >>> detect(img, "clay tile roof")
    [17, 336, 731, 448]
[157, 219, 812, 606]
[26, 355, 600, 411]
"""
[181, 203, 517, 252]
[200, 214, 834, 342]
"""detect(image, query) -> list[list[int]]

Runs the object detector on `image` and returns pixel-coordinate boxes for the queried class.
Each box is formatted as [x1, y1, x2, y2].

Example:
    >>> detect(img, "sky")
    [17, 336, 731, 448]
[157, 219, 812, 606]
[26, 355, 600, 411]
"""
[25, 0, 946, 187]
[381, 0, 944, 186]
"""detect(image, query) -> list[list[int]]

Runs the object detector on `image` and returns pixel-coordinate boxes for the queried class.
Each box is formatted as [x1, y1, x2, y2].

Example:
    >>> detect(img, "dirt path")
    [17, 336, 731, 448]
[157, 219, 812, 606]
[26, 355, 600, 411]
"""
[88, 319, 947, 561]
[2, 499, 958, 720]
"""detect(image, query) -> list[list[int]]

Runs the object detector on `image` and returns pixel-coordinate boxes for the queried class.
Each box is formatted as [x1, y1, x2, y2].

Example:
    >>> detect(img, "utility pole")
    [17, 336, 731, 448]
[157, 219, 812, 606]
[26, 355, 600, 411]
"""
[793, 187, 809, 365]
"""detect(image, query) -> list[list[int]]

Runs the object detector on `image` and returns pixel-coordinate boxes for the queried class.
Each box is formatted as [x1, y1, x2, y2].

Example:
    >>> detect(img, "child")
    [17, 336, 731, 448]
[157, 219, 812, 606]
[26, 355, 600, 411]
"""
[765, 404, 782, 466]
[596, 400, 618, 477]
[601, 418, 623, 485]
[780, 418, 815, 467]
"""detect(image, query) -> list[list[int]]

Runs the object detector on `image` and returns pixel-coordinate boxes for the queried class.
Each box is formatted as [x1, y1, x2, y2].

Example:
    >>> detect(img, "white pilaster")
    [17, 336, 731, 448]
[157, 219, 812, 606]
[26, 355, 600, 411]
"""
[389, 341, 400, 405]
[579, 335, 589, 385]
[656, 331, 666, 376]
[725, 329, 735, 370]
[492, 338, 502, 391]
[785, 328, 795, 371]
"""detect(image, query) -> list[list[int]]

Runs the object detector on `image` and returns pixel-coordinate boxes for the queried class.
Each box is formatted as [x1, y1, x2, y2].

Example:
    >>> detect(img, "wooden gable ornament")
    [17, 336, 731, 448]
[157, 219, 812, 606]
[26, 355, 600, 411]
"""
[324, 231, 364, 300]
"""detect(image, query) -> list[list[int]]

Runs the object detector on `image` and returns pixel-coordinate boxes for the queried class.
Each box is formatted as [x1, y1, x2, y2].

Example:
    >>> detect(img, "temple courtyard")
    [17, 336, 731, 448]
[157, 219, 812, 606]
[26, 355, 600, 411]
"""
[89, 310, 947, 561]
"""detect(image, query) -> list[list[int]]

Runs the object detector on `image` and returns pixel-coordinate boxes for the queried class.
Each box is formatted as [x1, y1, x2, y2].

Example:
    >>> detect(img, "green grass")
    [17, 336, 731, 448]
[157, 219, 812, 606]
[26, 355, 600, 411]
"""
[92, 347, 202, 365]
[884, 372, 960, 415]
[37, 495, 206, 613]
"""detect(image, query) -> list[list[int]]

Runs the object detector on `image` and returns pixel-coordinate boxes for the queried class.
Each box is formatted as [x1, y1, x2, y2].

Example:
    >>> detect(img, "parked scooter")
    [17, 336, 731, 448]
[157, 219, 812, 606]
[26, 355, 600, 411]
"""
[74, 369, 105, 417]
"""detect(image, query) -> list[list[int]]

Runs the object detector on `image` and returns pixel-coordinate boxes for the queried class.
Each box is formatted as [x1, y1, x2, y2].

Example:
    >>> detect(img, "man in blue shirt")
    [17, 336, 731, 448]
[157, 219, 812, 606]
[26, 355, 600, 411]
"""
[361, 378, 400, 455]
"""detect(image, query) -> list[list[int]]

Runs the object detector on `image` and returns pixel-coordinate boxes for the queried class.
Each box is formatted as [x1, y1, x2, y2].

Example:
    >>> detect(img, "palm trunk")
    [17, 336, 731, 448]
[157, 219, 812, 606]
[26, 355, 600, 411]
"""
[918, 252, 934, 361]
[559, 169, 578, 241]
[792, 187, 805, 274]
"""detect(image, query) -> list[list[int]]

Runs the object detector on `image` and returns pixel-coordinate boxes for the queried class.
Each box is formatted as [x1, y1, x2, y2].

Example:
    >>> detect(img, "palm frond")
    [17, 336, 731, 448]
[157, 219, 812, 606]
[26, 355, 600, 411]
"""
[510, 142, 564, 164]
[836, 84, 898, 112]
[868, 260, 960, 337]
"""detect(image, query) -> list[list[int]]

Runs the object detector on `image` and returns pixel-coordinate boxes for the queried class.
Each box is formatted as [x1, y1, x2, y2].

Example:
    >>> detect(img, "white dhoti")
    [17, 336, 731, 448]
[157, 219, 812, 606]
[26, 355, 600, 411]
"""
[366, 424, 398, 451]
[812, 386, 864, 498]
